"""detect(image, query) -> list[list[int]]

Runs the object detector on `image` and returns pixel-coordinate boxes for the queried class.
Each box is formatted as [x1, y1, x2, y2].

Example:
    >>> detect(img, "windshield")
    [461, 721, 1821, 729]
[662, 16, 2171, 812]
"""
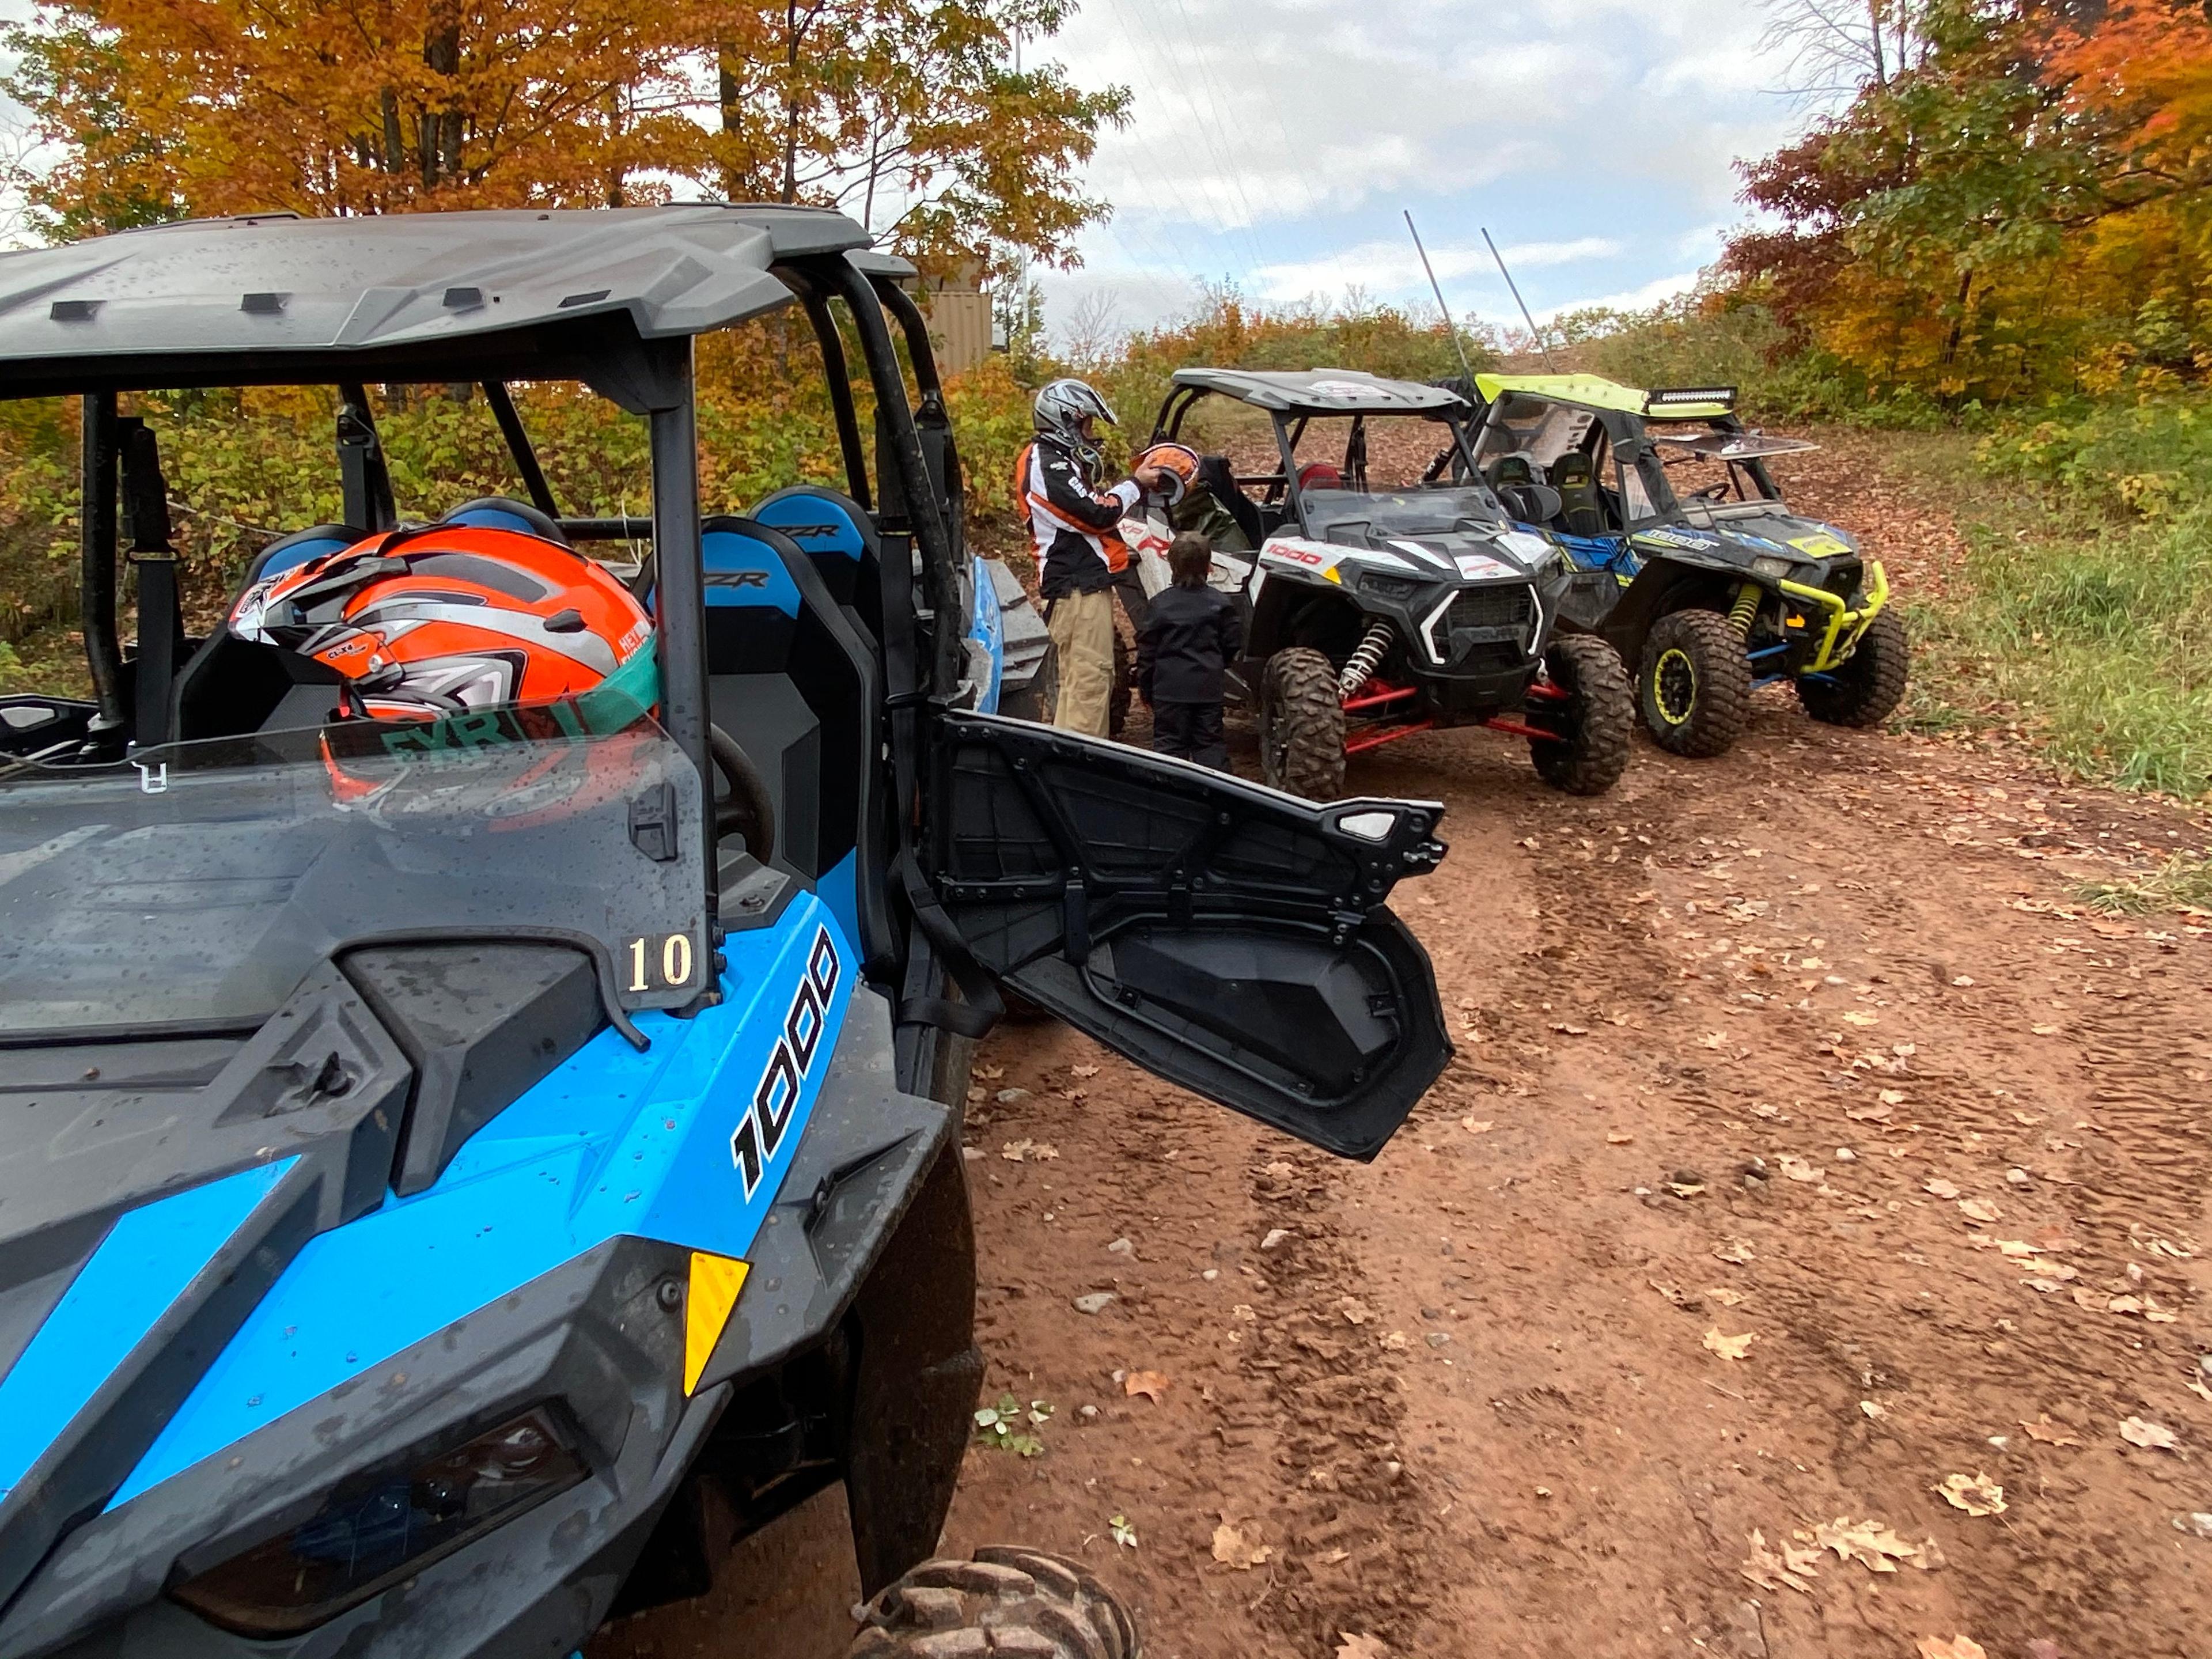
[1300, 486, 1505, 540]
[0, 711, 707, 1039]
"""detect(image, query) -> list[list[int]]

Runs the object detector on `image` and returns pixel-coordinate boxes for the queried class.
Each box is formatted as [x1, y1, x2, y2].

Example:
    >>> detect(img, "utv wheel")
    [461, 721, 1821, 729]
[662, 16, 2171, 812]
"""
[1797, 608, 1908, 729]
[1257, 647, 1346, 800]
[850, 1546, 1141, 1658]
[1637, 609, 1750, 758]
[1529, 635, 1632, 796]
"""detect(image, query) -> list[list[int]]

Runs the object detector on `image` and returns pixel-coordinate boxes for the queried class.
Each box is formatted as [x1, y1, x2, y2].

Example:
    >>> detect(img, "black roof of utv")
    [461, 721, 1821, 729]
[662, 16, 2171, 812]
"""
[0, 204, 910, 396]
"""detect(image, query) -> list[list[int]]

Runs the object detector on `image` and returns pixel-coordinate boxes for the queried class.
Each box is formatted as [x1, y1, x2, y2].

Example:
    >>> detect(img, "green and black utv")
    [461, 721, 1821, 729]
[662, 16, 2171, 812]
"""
[1456, 374, 1907, 757]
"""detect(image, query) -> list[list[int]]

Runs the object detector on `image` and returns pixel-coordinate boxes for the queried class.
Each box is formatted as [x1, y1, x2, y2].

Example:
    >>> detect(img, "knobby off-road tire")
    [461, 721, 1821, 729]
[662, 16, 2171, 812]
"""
[1637, 608, 1751, 758]
[1529, 634, 1633, 796]
[850, 1547, 1141, 1659]
[1797, 607, 1908, 729]
[1257, 646, 1346, 800]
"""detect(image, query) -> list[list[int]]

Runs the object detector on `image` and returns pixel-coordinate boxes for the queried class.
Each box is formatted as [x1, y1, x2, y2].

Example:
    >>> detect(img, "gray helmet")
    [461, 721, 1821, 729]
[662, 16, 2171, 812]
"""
[1032, 378, 1116, 456]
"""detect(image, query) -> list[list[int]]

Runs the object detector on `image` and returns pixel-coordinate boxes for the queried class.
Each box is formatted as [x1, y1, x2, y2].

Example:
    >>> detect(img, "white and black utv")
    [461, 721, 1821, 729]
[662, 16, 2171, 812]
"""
[0, 209, 1452, 1658]
[1132, 369, 1631, 799]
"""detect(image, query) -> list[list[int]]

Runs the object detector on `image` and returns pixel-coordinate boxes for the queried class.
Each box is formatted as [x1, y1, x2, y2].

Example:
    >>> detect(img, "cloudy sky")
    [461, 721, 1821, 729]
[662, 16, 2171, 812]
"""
[1031, 0, 1801, 341]
[0, 0, 1805, 340]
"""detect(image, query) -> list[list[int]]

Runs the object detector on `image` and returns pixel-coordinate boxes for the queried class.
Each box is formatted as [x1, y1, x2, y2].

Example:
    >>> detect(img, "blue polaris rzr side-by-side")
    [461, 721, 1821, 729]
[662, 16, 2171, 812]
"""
[0, 207, 1451, 1658]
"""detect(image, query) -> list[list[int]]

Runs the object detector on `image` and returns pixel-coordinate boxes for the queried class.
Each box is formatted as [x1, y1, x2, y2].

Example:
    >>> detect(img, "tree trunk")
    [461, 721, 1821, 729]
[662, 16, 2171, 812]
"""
[782, 0, 801, 203]
[423, 6, 461, 189]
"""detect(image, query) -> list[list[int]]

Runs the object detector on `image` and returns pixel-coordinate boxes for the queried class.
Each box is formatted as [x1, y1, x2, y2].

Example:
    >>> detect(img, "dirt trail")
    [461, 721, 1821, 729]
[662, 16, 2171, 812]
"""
[607, 444, 2212, 1658]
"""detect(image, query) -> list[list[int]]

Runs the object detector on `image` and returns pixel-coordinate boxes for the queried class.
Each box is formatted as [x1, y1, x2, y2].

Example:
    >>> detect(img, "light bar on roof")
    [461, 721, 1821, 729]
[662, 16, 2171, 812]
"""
[1646, 386, 1737, 411]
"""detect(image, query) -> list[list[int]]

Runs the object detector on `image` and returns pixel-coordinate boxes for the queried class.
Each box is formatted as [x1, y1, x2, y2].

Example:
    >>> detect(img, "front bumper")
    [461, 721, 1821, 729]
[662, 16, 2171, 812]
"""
[1777, 559, 1889, 674]
[0, 993, 956, 1659]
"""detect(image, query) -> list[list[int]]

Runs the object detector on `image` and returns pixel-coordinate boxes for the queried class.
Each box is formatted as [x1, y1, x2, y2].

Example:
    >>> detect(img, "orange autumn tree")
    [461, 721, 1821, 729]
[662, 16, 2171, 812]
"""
[1726, 0, 2212, 402]
[5, 1, 707, 226]
[2, 0, 1126, 282]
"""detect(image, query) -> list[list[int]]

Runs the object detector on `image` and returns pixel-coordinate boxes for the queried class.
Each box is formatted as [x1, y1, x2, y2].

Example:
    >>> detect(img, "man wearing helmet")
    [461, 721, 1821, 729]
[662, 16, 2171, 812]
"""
[1014, 378, 1170, 737]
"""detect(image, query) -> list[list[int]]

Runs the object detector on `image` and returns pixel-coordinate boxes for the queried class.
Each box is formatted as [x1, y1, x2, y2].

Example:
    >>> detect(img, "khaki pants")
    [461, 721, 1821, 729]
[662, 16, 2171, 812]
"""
[1048, 587, 1116, 738]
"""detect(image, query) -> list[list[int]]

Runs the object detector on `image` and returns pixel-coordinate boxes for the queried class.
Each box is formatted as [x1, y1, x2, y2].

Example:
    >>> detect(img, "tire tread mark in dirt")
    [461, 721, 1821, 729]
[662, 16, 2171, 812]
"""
[1243, 1148, 1434, 1652]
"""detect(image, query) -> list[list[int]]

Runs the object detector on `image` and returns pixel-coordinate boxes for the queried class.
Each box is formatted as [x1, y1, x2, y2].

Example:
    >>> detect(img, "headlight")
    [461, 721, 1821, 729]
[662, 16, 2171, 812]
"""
[1361, 571, 1426, 600]
[171, 1406, 586, 1637]
[1749, 555, 1797, 582]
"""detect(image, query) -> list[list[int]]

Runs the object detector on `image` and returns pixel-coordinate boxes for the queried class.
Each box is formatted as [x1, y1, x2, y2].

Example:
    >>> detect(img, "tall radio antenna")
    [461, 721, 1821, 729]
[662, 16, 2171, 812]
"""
[1482, 226, 1558, 373]
[1403, 210, 1479, 391]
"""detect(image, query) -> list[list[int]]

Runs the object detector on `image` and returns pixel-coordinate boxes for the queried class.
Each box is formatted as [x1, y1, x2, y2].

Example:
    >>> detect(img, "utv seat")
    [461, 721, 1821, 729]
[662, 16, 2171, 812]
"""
[691, 517, 882, 955]
[1196, 454, 1263, 549]
[442, 495, 571, 544]
[1547, 452, 1608, 538]
[750, 485, 881, 645]
[171, 524, 365, 739]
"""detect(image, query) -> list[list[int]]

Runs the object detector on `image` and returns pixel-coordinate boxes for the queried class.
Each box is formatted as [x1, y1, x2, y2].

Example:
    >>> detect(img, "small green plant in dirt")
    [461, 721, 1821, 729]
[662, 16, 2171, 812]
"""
[973, 1393, 1051, 1457]
[2073, 854, 2212, 916]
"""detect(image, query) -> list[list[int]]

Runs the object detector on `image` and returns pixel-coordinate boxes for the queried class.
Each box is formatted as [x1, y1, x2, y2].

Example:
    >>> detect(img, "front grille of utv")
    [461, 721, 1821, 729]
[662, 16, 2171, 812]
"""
[1446, 588, 1535, 632]
[1433, 584, 1537, 671]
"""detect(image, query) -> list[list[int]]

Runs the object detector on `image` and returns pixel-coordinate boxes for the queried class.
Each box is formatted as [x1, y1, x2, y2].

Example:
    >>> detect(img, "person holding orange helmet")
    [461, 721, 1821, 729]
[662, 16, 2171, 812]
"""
[1014, 378, 1171, 737]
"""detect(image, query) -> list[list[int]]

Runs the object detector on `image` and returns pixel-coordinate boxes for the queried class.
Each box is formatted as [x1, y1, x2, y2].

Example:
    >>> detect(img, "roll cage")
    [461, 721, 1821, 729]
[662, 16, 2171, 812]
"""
[1149, 369, 1488, 537]
[1465, 375, 1797, 532]
[0, 210, 964, 950]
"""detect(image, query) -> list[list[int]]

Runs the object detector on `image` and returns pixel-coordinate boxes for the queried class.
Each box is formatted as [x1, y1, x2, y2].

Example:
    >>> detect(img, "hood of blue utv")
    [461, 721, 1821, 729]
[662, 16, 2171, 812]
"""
[0, 892, 950, 1656]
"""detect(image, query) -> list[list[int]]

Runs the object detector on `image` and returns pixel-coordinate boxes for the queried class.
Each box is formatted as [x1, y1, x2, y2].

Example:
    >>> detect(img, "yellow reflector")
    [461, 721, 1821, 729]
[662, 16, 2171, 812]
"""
[683, 1251, 749, 1395]
[1786, 615, 1805, 627]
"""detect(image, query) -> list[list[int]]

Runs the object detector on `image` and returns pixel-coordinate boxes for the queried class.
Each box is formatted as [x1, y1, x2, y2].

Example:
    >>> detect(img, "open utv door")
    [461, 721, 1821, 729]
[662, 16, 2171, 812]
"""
[926, 713, 1452, 1158]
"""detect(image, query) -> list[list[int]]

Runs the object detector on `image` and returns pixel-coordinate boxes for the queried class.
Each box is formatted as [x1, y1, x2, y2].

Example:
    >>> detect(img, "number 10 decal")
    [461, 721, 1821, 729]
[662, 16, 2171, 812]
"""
[627, 932, 695, 992]
[730, 926, 841, 1198]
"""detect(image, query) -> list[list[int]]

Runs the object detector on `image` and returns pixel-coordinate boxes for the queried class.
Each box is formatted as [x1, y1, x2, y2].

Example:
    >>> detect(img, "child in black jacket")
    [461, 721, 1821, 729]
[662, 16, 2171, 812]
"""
[1136, 532, 1242, 771]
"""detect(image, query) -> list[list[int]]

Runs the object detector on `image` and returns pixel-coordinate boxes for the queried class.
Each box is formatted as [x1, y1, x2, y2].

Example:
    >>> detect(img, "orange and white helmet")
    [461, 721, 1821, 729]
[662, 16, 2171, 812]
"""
[230, 524, 655, 727]
[1134, 441, 1202, 507]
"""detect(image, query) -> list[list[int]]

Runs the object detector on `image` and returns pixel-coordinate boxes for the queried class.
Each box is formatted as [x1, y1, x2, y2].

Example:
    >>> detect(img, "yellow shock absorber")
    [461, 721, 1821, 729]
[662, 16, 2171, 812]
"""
[1728, 580, 1762, 637]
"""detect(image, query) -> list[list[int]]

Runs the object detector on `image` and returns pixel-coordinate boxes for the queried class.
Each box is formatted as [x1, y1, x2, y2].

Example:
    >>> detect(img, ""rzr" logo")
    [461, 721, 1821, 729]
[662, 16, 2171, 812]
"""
[730, 926, 840, 1198]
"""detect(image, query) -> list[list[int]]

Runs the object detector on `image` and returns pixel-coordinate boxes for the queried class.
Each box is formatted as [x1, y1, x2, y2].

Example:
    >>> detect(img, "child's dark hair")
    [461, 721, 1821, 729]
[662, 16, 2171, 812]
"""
[1168, 531, 1213, 590]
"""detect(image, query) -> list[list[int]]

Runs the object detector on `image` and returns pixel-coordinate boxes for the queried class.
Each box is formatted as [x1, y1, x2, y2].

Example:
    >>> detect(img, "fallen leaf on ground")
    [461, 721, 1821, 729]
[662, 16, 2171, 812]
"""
[2120, 1416, 2179, 1451]
[1740, 1529, 1819, 1593]
[1123, 1370, 1168, 1403]
[1925, 1179, 1962, 1199]
[1937, 1472, 2006, 1516]
[1706, 1286, 1747, 1306]
[1843, 1010, 1880, 1027]
[1918, 1638, 1988, 1659]
[2108, 1295, 2144, 1315]
[1813, 1521, 1937, 1575]
[1551, 1021, 1590, 1035]
[1878, 1088, 1907, 1105]
[1070, 1063, 1099, 1078]
[1336, 1297, 1373, 1326]
[1335, 1635, 1388, 1659]
[2031, 1023, 2062, 1035]
[1379, 1330, 1408, 1350]
[1210, 1519, 1271, 1570]
[1958, 1198, 2002, 1224]
[1713, 1240, 1755, 1264]
[977, 1063, 1004, 1080]
[1607, 1131, 1635, 1144]
[1861, 1399, 1887, 1419]
[1846, 1102, 1895, 1122]
[1462, 1118, 1495, 1134]
[1811, 1517, 1934, 1573]
[1703, 1328, 1756, 1361]
[1779, 1155, 1821, 1182]
[999, 1139, 1058, 1162]
[2020, 1415, 2082, 1446]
